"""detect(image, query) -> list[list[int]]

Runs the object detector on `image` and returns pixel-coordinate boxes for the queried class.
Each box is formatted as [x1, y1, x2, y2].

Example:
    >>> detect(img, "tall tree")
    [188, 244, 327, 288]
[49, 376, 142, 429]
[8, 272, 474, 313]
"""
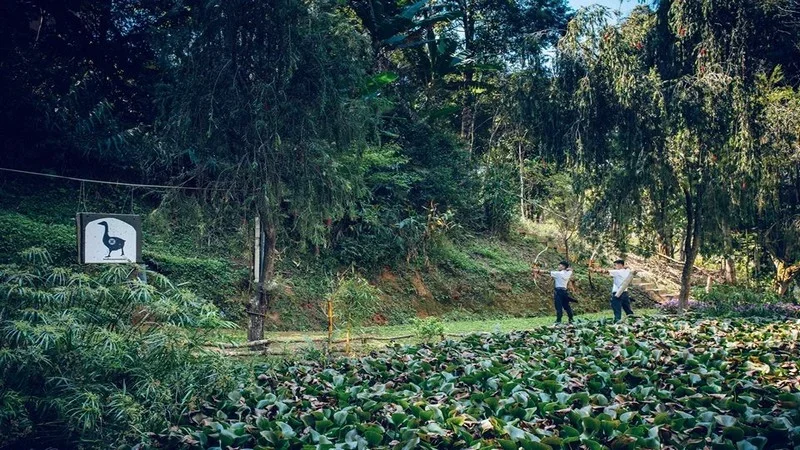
[555, 1, 799, 309]
[449, 0, 568, 154]
[156, 0, 375, 340]
[0, 0, 169, 177]
[752, 70, 800, 295]
[659, 0, 800, 306]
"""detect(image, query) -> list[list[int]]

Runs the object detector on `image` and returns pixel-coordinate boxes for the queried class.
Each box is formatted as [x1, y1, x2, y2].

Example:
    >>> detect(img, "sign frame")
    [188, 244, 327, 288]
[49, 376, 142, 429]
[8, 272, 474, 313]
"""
[76, 213, 142, 264]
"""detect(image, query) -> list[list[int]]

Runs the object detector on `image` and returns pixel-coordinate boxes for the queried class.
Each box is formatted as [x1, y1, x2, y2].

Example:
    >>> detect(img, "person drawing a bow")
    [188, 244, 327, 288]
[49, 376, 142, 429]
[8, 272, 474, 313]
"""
[532, 259, 579, 324]
[590, 258, 638, 322]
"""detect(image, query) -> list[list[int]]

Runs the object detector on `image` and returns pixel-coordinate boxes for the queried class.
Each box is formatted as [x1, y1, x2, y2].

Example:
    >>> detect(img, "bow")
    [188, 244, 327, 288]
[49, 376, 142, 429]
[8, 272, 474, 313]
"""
[531, 244, 549, 289]
[588, 242, 601, 288]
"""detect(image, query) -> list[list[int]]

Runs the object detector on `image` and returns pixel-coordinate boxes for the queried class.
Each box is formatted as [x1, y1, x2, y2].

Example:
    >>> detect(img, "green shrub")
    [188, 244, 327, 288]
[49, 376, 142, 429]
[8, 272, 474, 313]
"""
[331, 274, 382, 333]
[0, 248, 243, 448]
[333, 145, 425, 268]
[143, 251, 248, 320]
[482, 153, 518, 236]
[142, 195, 246, 259]
[411, 317, 445, 342]
[0, 212, 75, 264]
[429, 238, 486, 274]
[695, 284, 781, 307]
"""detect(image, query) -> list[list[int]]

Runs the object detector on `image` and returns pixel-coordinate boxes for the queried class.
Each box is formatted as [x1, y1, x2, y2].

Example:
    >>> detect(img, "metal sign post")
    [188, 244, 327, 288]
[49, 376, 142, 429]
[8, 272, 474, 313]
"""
[254, 216, 261, 283]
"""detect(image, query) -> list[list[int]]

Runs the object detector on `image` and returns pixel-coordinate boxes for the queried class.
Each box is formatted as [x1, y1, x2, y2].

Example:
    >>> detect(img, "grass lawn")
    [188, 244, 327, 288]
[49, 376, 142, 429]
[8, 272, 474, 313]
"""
[212, 309, 659, 349]
[358, 308, 659, 337]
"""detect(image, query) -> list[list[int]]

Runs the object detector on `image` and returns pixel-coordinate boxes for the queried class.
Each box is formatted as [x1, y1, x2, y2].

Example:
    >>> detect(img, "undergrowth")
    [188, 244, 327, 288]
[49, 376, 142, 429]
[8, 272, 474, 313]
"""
[151, 315, 800, 449]
[0, 248, 244, 448]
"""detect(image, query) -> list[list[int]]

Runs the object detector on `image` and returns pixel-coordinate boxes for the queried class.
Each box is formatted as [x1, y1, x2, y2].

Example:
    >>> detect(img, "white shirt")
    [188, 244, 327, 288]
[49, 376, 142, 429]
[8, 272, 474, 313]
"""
[549, 270, 572, 289]
[609, 269, 631, 293]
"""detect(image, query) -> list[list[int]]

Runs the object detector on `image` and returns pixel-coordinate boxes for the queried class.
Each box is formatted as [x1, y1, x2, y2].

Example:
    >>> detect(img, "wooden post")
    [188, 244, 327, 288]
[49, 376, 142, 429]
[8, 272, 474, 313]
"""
[518, 139, 526, 220]
[327, 297, 334, 347]
[345, 325, 351, 355]
[248, 219, 276, 342]
[254, 216, 261, 283]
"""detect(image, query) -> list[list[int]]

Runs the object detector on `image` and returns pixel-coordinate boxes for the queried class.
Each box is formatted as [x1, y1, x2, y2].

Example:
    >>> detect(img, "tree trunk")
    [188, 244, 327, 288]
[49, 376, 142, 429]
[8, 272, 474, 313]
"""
[460, 3, 476, 156]
[678, 188, 702, 312]
[658, 235, 674, 260]
[655, 196, 674, 258]
[724, 257, 736, 284]
[721, 218, 736, 284]
[752, 237, 760, 280]
[461, 96, 475, 155]
[518, 138, 526, 220]
[248, 224, 277, 341]
[772, 257, 800, 297]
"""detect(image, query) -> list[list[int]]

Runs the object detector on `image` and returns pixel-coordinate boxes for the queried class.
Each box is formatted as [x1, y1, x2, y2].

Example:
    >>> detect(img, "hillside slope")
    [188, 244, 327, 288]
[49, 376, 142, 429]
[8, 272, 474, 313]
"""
[0, 177, 655, 331]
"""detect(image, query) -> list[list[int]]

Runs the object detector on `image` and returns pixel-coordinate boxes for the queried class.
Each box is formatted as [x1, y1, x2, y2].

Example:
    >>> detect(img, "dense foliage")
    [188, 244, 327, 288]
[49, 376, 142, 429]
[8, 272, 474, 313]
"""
[2, 0, 800, 447]
[550, 1, 800, 304]
[2, 0, 799, 308]
[0, 249, 242, 447]
[153, 315, 800, 449]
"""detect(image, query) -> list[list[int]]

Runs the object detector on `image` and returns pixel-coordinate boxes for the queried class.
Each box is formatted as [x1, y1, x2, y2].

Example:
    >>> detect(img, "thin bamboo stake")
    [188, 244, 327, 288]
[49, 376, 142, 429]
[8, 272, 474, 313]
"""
[327, 298, 334, 347]
[345, 325, 351, 354]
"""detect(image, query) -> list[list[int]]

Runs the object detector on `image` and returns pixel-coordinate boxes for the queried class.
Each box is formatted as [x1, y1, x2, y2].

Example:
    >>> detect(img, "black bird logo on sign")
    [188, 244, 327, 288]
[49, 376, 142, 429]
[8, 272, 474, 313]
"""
[97, 221, 126, 258]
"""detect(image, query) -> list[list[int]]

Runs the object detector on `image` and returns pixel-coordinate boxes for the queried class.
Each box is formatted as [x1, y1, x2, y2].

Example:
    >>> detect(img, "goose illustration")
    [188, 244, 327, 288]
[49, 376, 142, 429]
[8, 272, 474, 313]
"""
[97, 221, 126, 258]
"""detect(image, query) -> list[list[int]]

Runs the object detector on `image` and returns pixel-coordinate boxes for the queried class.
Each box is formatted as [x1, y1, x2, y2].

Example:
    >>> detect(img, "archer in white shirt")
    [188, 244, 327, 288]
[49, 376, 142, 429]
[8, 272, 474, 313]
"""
[533, 261, 576, 324]
[590, 259, 637, 322]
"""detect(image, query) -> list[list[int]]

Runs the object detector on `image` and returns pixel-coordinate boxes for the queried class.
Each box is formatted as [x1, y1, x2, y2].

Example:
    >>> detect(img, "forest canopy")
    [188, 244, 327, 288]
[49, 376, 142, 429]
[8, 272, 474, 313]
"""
[1, 0, 799, 326]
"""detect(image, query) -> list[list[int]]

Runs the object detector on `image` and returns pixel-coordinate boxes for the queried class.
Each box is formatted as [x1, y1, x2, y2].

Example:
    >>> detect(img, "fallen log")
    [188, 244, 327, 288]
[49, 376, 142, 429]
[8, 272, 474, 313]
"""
[212, 333, 417, 349]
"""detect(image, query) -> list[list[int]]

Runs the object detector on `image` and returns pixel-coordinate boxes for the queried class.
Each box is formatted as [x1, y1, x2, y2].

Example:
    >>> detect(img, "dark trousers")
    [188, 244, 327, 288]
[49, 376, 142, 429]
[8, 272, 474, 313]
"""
[610, 291, 634, 322]
[554, 288, 574, 323]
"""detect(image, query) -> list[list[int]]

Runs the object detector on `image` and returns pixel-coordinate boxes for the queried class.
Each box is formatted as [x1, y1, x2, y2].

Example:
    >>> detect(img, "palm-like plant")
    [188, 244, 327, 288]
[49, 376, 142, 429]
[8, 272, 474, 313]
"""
[0, 248, 241, 447]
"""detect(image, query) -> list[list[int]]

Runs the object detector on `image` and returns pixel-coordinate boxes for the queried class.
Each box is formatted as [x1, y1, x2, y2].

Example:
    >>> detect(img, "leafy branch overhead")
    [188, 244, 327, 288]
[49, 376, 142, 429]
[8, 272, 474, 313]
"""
[349, 0, 460, 49]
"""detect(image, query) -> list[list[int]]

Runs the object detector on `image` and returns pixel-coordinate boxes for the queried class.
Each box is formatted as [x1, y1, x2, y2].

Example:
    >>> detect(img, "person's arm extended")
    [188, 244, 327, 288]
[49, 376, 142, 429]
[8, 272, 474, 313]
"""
[589, 267, 610, 274]
[614, 269, 639, 275]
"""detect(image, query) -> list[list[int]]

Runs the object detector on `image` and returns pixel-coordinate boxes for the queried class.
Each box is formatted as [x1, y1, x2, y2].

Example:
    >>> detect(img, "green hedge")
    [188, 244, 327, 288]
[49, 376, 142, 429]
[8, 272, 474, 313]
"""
[0, 212, 248, 320]
[143, 251, 248, 320]
[0, 212, 75, 263]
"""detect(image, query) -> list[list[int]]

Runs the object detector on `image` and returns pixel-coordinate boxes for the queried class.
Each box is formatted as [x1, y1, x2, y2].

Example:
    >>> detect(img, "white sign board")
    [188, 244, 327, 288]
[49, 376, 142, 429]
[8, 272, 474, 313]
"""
[77, 213, 142, 263]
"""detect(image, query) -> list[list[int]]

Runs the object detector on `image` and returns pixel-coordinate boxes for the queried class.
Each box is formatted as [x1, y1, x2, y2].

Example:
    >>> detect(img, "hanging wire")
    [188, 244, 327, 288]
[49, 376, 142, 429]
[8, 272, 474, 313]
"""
[77, 181, 89, 213]
[0, 167, 229, 191]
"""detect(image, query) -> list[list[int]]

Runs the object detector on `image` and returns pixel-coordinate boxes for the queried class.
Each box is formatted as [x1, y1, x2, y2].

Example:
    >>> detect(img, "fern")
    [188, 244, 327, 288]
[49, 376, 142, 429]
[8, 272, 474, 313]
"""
[46, 267, 71, 287]
[20, 247, 52, 266]
[0, 248, 241, 447]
